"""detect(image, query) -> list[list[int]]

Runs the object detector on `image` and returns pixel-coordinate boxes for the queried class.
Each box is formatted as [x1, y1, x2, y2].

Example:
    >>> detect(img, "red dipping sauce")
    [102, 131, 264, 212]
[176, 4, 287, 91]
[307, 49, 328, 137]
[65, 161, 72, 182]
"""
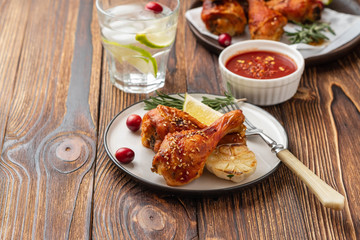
[225, 51, 297, 79]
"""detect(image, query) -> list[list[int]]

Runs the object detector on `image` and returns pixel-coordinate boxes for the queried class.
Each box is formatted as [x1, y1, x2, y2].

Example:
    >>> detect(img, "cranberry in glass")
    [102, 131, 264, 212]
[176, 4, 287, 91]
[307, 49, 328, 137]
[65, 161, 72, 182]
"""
[115, 147, 135, 164]
[145, 2, 163, 14]
[218, 33, 232, 47]
[126, 114, 142, 132]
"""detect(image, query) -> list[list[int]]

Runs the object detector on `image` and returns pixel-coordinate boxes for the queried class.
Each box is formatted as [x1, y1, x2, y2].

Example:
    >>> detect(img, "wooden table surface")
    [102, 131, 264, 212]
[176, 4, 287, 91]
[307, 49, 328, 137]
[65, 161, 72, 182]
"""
[1, 0, 359, 239]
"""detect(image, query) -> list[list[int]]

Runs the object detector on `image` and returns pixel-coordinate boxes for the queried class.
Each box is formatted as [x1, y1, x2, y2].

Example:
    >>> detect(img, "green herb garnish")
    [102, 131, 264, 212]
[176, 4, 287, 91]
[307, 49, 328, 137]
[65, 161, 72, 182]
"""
[143, 91, 239, 110]
[144, 91, 185, 110]
[227, 174, 234, 179]
[285, 22, 335, 44]
[201, 91, 236, 111]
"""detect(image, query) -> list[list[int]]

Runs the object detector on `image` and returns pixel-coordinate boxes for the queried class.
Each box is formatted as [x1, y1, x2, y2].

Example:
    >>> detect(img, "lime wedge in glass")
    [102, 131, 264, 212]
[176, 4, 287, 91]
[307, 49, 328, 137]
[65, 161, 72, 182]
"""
[135, 25, 177, 49]
[135, 32, 174, 48]
[102, 38, 158, 77]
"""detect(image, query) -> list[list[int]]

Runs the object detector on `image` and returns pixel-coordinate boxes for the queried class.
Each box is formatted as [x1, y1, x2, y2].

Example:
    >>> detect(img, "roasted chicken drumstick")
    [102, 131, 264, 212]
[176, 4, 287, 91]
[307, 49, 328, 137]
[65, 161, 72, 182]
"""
[141, 105, 246, 152]
[248, 0, 288, 40]
[152, 110, 246, 186]
[201, 0, 247, 36]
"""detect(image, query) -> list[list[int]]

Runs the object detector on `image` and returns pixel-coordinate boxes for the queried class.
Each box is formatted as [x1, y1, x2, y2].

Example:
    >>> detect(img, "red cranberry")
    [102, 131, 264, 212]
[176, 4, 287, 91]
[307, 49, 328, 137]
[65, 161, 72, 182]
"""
[115, 147, 135, 164]
[218, 33, 232, 47]
[145, 2, 163, 14]
[126, 114, 142, 132]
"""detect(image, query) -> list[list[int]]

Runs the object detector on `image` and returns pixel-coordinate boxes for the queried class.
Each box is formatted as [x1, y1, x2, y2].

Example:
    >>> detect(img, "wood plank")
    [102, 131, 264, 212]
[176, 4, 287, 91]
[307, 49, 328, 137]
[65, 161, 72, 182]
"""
[91, 1, 198, 239]
[0, 0, 31, 152]
[316, 48, 360, 239]
[163, 5, 188, 94]
[184, 29, 223, 94]
[0, 0, 102, 238]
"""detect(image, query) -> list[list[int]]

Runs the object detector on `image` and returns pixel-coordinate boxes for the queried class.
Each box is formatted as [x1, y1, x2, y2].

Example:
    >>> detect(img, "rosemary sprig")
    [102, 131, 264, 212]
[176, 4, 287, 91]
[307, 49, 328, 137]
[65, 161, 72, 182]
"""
[201, 91, 236, 110]
[143, 91, 239, 110]
[143, 91, 184, 110]
[285, 22, 335, 44]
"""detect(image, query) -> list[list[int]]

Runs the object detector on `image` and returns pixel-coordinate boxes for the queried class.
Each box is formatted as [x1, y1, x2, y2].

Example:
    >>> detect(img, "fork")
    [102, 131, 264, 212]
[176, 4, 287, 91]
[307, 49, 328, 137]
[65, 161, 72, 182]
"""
[222, 102, 345, 210]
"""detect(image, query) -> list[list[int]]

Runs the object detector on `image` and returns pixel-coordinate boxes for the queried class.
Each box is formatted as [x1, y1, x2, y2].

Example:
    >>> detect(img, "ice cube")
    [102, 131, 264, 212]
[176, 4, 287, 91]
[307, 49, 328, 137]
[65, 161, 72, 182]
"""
[107, 4, 143, 18]
[102, 28, 135, 45]
[108, 19, 145, 33]
[109, 19, 128, 29]
[138, 10, 158, 20]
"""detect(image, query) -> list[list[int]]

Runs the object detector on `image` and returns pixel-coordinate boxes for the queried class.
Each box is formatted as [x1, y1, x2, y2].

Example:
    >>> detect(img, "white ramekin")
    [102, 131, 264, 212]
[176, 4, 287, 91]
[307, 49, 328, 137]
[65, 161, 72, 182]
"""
[219, 40, 305, 106]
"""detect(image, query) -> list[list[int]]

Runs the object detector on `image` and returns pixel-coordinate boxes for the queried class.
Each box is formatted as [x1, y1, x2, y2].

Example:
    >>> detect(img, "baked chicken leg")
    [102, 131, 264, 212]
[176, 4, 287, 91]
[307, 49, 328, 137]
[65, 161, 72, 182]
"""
[141, 105, 247, 152]
[248, 0, 288, 41]
[265, 0, 323, 23]
[201, 0, 247, 36]
[152, 110, 246, 186]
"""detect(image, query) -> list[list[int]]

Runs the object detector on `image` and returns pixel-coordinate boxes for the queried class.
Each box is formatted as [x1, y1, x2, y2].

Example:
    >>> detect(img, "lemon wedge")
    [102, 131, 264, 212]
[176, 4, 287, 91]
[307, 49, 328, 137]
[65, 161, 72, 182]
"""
[183, 93, 223, 125]
[102, 38, 158, 76]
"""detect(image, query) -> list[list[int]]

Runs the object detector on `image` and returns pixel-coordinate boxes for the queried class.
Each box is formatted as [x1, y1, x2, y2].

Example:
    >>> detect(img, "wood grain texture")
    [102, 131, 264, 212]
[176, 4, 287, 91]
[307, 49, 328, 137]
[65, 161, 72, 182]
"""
[0, 0, 101, 239]
[317, 49, 360, 239]
[0, 0, 359, 239]
[0, 0, 31, 151]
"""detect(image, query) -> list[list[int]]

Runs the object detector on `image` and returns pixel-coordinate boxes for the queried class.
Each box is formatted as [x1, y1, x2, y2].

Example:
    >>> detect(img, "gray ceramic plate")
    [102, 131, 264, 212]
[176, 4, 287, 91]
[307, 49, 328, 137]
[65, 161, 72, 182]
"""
[104, 94, 288, 195]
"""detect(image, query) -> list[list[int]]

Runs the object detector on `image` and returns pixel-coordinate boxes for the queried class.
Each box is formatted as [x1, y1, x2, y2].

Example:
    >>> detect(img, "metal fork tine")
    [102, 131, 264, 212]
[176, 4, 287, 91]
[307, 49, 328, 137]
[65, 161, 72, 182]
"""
[231, 101, 256, 130]
[221, 102, 250, 129]
[222, 104, 231, 113]
[221, 102, 239, 112]
[232, 101, 240, 109]
[233, 102, 241, 110]
[245, 119, 256, 130]
[230, 102, 237, 110]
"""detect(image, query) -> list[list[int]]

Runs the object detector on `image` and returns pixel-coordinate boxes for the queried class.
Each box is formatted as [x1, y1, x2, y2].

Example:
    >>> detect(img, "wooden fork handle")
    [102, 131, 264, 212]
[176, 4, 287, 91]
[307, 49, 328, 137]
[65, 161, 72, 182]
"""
[277, 149, 345, 210]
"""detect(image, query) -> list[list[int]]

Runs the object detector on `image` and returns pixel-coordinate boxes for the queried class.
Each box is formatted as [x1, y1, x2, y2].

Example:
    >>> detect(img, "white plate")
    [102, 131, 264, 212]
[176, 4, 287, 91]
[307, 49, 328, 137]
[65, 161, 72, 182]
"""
[104, 93, 288, 194]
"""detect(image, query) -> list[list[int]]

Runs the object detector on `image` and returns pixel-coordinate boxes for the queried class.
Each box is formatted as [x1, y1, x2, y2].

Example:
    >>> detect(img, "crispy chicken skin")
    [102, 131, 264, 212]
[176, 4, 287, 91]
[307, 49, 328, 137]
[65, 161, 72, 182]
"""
[248, 0, 288, 41]
[265, 0, 323, 23]
[141, 105, 207, 152]
[218, 132, 246, 146]
[152, 110, 246, 186]
[141, 105, 247, 153]
[201, 0, 247, 36]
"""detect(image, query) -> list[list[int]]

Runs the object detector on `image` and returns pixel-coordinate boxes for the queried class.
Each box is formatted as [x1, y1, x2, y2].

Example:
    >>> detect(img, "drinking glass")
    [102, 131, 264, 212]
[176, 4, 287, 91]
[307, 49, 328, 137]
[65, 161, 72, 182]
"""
[96, 0, 180, 93]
